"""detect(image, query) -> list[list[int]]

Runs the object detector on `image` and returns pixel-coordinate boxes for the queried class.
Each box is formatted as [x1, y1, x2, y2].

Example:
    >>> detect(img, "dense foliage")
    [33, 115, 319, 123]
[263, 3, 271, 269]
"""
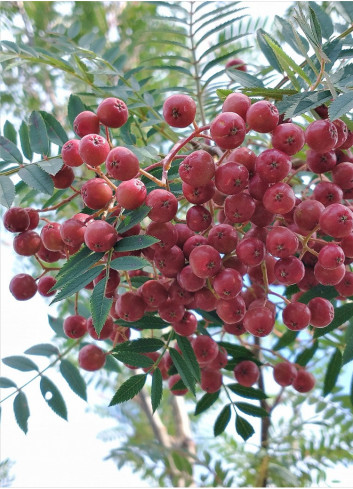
[1, 1, 353, 486]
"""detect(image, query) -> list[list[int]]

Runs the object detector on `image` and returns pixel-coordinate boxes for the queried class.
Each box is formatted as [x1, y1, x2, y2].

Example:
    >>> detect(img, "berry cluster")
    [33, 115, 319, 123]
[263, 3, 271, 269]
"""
[3, 90, 353, 400]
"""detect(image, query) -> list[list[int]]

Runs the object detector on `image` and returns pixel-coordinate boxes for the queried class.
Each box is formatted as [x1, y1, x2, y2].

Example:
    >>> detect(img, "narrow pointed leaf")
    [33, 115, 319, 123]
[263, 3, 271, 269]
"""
[257, 29, 282, 73]
[113, 338, 164, 353]
[13, 391, 30, 434]
[235, 414, 255, 441]
[214, 404, 231, 436]
[227, 383, 268, 400]
[37, 157, 63, 176]
[176, 334, 200, 382]
[329, 92, 353, 121]
[40, 111, 68, 146]
[151, 368, 163, 413]
[114, 235, 159, 252]
[113, 351, 154, 368]
[109, 374, 146, 406]
[235, 402, 269, 417]
[308, 2, 333, 40]
[343, 321, 353, 365]
[169, 347, 196, 396]
[195, 391, 220, 416]
[48, 315, 66, 338]
[40, 376, 68, 420]
[115, 315, 168, 330]
[110, 256, 149, 271]
[298, 284, 337, 304]
[196, 16, 247, 48]
[60, 359, 87, 401]
[295, 342, 319, 367]
[24, 344, 59, 357]
[3, 120, 16, 144]
[18, 165, 53, 195]
[19, 121, 32, 161]
[0, 175, 15, 208]
[29, 111, 49, 155]
[0, 377, 17, 388]
[273, 330, 298, 351]
[50, 265, 104, 304]
[2, 355, 38, 372]
[54, 250, 104, 290]
[90, 276, 113, 338]
[314, 303, 353, 338]
[225, 69, 264, 88]
[0, 135, 23, 163]
[323, 349, 343, 396]
[116, 205, 151, 233]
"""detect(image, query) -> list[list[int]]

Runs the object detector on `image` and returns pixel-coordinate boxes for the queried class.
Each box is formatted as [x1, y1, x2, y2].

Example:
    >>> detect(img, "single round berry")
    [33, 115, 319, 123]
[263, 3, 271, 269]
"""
[233, 360, 259, 387]
[273, 362, 298, 387]
[61, 139, 84, 167]
[84, 220, 118, 252]
[3, 207, 30, 233]
[51, 165, 75, 189]
[263, 182, 296, 215]
[271, 123, 305, 155]
[41, 222, 65, 252]
[193, 335, 219, 366]
[224, 192, 256, 223]
[332, 162, 353, 190]
[60, 218, 86, 248]
[216, 296, 246, 324]
[81, 178, 113, 210]
[163, 94, 197, 128]
[96, 97, 129, 128]
[319, 203, 353, 238]
[274, 256, 305, 285]
[294, 199, 325, 233]
[305, 119, 338, 153]
[292, 370, 315, 393]
[255, 149, 292, 183]
[246, 101, 279, 133]
[210, 112, 246, 150]
[306, 149, 337, 174]
[9, 273, 37, 301]
[182, 181, 215, 204]
[106, 146, 139, 181]
[115, 291, 146, 322]
[215, 162, 249, 195]
[200, 368, 223, 393]
[213, 268, 243, 300]
[222, 92, 251, 119]
[312, 181, 343, 207]
[79, 134, 110, 167]
[282, 302, 311, 331]
[146, 189, 178, 223]
[73, 111, 100, 138]
[189, 244, 222, 279]
[37, 276, 57, 297]
[63, 315, 87, 339]
[308, 297, 334, 328]
[78, 344, 106, 371]
[236, 238, 265, 267]
[172, 311, 198, 337]
[186, 205, 212, 232]
[266, 226, 298, 258]
[318, 243, 345, 269]
[13, 230, 41, 256]
[243, 307, 275, 337]
[116, 179, 147, 210]
[179, 150, 215, 186]
[207, 224, 238, 254]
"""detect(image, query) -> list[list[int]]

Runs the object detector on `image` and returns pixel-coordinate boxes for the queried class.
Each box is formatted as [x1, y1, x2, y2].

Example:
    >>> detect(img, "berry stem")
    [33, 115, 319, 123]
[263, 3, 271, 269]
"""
[139, 167, 167, 187]
[38, 190, 80, 213]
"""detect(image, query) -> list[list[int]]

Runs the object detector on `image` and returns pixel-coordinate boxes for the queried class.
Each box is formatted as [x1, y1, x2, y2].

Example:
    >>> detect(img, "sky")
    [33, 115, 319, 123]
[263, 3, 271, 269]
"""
[1, 1, 353, 489]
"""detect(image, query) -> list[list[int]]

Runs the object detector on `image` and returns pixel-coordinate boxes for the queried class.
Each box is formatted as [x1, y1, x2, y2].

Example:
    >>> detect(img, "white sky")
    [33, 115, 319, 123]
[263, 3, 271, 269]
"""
[1, 1, 353, 489]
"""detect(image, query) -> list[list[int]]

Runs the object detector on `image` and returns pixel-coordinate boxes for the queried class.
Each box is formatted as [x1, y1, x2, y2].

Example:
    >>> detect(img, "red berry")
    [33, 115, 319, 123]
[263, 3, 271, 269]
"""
[73, 111, 100, 138]
[78, 344, 106, 371]
[84, 220, 118, 252]
[179, 150, 215, 186]
[200, 368, 223, 393]
[189, 244, 222, 279]
[282, 302, 311, 331]
[106, 146, 139, 181]
[3, 207, 30, 233]
[273, 362, 297, 387]
[246, 101, 279, 133]
[116, 179, 147, 210]
[61, 139, 84, 167]
[9, 273, 37, 301]
[255, 149, 292, 183]
[79, 134, 110, 167]
[163, 94, 196, 128]
[233, 360, 259, 387]
[319, 203, 353, 238]
[37, 276, 57, 297]
[210, 112, 246, 150]
[146, 189, 178, 223]
[305, 119, 338, 153]
[222, 92, 251, 119]
[63, 315, 87, 339]
[243, 307, 275, 337]
[308, 297, 334, 328]
[225, 58, 247, 71]
[292, 370, 315, 393]
[96, 98, 128, 128]
[13, 230, 41, 256]
[271, 123, 305, 155]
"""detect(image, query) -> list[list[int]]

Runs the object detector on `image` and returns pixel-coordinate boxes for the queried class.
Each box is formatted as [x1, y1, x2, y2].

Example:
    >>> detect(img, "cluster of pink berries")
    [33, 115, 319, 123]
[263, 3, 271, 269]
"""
[3, 89, 353, 398]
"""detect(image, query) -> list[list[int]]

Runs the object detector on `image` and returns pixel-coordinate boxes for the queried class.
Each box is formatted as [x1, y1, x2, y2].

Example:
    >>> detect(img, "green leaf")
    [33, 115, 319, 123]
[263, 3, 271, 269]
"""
[110, 256, 149, 271]
[235, 402, 269, 418]
[323, 348, 343, 396]
[227, 383, 268, 400]
[176, 334, 201, 382]
[273, 330, 298, 351]
[298, 284, 337, 304]
[50, 265, 104, 304]
[241, 87, 297, 99]
[0, 135, 23, 163]
[19, 122, 32, 161]
[295, 341, 319, 367]
[235, 414, 255, 441]
[18, 164, 53, 195]
[109, 374, 146, 406]
[201, 47, 248, 77]
[277, 90, 333, 119]
[216, 89, 234, 101]
[13, 391, 30, 434]
[171, 450, 193, 475]
[24, 344, 59, 357]
[116, 314, 169, 330]
[196, 15, 247, 48]
[308, 6, 322, 46]
[214, 404, 231, 437]
[314, 303, 353, 338]
[257, 29, 282, 73]
[56, 246, 101, 279]
[2, 355, 38, 372]
[37, 157, 64, 176]
[151, 368, 163, 414]
[40, 111, 68, 146]
[114, 235, 159, 252]
[68, 94, 86, 127]
[350, 374, 353, 408]
[343, 321, 353, 365]
[194, 391, 220, 416]
[48, 315, 66, 338]
[0, 175, 15, 208]
[337, 1, 353, 23]
[264, 34, 311, 86]
[225, 69, 264, 88]
[29, 111, 49, 155]
[329, 92, 353, 121]
[40, 376, 68, 420]
[0, 377, 17, 388]
[112, 351, 154, 368]
[3, 120, 17, 144]
[113, 338, 165, 354]
[308, 2, 333, 40]
[218, 342, 254, 359]
[169, 347, 196, 396]
[116, 205, 151, 234]
[275, 16, 309, 54]
[59, 359, 87, 401]
[90, 276, 113, 338]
